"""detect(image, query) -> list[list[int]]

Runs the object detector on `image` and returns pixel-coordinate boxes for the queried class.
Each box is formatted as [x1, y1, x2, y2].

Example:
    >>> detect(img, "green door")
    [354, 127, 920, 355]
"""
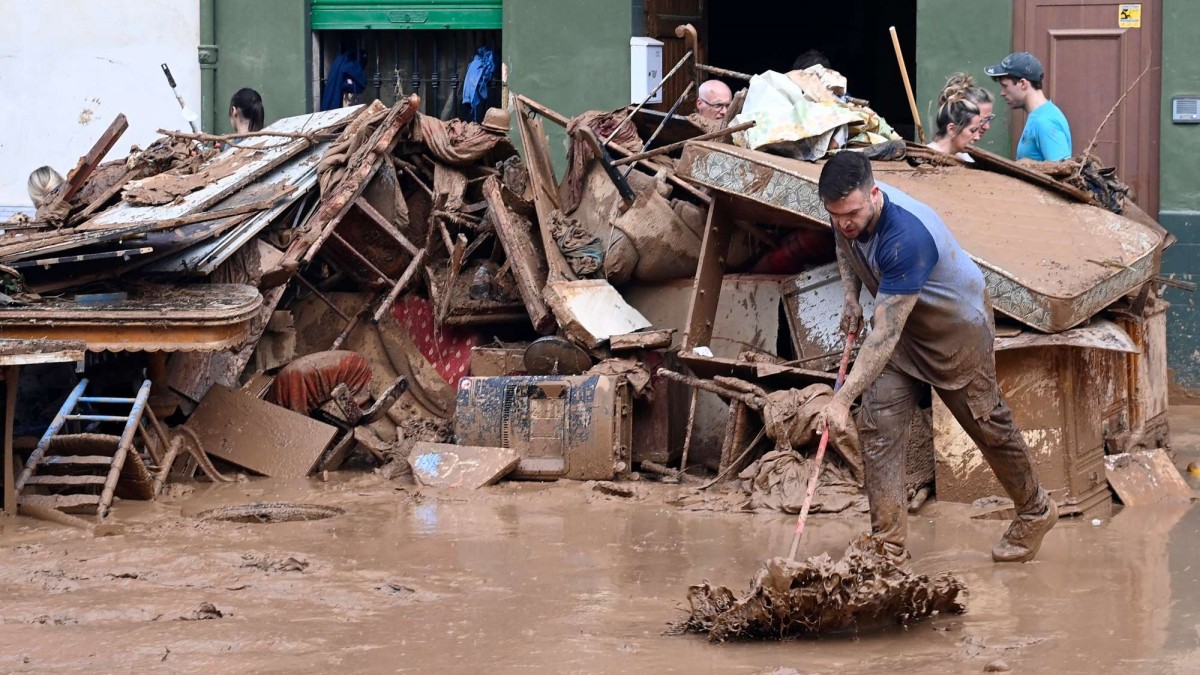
[202, 0, 313, 133]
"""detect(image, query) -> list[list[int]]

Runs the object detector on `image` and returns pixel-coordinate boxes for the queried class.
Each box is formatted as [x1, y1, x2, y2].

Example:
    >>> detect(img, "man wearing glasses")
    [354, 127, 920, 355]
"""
[695, 79, 733, 124]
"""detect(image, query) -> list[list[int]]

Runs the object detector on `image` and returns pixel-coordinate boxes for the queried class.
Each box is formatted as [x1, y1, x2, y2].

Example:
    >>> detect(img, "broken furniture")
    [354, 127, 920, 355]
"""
[0, 284, 262, 417]
[186, 383, 339, 479]
[674, 141, 1165, 334]
[15, 379, 155, 522]
[933, 321, 1141, 516]
[407, 442, 520, 489]
[454, 374, 632, 481]
[0, 339, 86, 516]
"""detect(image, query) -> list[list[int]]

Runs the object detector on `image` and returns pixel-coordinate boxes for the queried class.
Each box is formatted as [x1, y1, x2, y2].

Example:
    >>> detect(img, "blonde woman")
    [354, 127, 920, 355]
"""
[27, 166, 64, 208]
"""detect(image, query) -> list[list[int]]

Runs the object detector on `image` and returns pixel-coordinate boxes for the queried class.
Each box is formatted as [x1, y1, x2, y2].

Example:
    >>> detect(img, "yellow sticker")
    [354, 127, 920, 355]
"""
[1119, 3, 1141, 28]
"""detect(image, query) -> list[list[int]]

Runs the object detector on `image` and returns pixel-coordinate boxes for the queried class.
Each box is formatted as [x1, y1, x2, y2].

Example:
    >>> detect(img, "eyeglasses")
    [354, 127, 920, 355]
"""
[981, 114, 996, 123]
[699, 98, 731, 110]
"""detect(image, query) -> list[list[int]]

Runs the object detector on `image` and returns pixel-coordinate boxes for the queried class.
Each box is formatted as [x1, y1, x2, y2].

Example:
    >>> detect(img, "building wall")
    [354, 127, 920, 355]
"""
[915, 0, 1014, 155]
[207, 0, 312, 134]
[1159, 0, 1200, 388]
[0, 0, 201, 208]
[503, 0, 634, 176]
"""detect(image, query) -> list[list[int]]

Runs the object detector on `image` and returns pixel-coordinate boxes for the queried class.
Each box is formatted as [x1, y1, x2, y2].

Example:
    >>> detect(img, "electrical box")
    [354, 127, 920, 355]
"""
[630, 37, 664, 105]
[1172, 95, 1200, 124]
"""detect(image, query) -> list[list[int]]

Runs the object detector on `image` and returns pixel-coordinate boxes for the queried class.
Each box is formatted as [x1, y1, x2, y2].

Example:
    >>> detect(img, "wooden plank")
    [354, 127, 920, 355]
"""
[24, 475, 108, 486]
[513, 98, 576, 282]
[682, 197, 733, 351]
[482, 177, 554, 333]
[407, 442, 520, 489]
[354, 197, 419, 256]
[42, 114, 129, 215]
[185, 384, 338, 478]
[544, 280, 652, 349]
[1105, 449, 1194, 507]
[40, 455, 114, 467]
[19, 494, 101, 509]
[3, 366, 15, 515]
[81, 106, 361, 232]
[610, 329, 676, 352]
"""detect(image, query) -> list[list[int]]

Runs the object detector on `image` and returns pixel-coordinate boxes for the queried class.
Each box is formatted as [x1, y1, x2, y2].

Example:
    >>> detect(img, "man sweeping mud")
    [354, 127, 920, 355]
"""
[816, 152, 1057, 565]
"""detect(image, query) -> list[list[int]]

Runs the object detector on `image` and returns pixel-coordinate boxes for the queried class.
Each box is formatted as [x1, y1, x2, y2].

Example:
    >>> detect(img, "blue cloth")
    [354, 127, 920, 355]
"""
[462, 47, 495, 121]
[1016, 100, 1072, 161]
[321, 51, 367, 112]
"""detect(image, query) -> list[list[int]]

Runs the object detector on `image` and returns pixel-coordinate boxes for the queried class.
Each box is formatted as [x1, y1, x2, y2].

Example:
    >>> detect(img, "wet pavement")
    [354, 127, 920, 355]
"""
[1, 407, 1199, 674]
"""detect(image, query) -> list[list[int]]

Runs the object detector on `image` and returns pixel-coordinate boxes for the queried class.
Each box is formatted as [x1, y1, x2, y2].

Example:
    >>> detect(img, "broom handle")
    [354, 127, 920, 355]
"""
[787, 332, 857, 561]
[889, 26, 926, 145]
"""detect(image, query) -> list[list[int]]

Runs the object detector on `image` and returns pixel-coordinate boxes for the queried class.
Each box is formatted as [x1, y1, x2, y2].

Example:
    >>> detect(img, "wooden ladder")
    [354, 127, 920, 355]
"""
[15, 379, 155, 522]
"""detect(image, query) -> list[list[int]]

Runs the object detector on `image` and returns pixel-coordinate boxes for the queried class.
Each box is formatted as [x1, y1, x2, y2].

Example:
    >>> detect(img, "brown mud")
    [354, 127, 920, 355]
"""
[0, 406, 1199, 672]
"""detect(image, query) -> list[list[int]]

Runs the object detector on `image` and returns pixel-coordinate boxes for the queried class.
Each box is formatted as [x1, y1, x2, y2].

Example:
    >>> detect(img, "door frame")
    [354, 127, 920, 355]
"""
[1012, 0, 1161, 216]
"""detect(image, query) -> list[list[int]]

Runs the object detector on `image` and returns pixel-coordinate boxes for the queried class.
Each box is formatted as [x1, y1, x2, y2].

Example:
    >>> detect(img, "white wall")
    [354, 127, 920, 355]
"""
[0, 0, 200, 207]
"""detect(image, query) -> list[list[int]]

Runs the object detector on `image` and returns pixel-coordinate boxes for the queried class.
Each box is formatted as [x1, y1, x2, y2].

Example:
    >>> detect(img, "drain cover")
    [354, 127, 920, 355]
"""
[197, 502, 344, 524]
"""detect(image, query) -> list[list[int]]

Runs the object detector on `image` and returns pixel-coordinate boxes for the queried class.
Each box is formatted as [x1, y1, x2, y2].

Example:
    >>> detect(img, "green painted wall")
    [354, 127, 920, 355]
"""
[503, 0, 633, 176]
[1159, 1, 1200, 388]
[207, 0, 312, 133]
[915, 0, 1013, 154]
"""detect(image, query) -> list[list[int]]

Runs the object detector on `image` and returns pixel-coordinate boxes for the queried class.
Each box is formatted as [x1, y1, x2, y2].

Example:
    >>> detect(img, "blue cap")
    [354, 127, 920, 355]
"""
[985, 52, 1045, 82]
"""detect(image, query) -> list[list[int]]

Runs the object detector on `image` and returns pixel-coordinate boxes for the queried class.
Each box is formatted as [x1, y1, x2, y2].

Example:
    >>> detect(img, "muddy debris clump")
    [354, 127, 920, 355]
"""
[673, 534, 966, 642]
[198, 502, 344, 524]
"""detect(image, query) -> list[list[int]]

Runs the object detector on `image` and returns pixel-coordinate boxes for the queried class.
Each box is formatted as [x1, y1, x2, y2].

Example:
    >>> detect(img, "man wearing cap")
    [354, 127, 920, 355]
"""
[986, 52, 1072, 162]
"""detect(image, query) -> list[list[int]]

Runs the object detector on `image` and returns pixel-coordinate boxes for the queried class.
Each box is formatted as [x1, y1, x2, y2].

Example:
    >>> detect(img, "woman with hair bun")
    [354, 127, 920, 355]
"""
[928, 76, 984, 161]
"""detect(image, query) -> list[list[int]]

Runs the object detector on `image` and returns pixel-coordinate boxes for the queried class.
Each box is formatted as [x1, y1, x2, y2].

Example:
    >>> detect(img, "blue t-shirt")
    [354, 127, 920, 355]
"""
[1016, 101, 1072, 161]
[838, 185, 995, 393]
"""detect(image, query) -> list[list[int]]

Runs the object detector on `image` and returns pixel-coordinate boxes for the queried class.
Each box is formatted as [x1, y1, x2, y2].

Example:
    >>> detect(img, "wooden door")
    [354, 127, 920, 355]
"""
[1013, 0, 1161, 215]
[643, 0, 706, 112]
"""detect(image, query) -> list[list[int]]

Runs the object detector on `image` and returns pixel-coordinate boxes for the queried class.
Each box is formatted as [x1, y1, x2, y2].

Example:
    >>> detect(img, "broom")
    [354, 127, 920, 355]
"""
[787, 331, 857, 560]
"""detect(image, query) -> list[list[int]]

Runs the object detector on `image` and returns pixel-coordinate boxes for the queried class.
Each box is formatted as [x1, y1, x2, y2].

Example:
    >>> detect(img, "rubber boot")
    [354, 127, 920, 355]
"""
[992, 498, 1058, 563]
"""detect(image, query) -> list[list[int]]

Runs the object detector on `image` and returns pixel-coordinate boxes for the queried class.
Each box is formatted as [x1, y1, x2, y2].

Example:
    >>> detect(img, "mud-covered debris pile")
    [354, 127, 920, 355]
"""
[673, 534, 966, 642]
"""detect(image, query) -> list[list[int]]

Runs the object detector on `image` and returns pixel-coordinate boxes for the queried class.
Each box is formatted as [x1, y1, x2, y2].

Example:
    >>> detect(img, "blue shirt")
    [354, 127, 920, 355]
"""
[837, 185, 995, 395]
[1016, 101, 1072, 161]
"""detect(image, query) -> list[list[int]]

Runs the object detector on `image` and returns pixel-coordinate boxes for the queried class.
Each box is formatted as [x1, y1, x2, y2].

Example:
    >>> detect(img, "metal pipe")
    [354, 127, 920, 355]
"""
[610, 121, 755, 166]
[373, 33, 383, 102]
[602, 50, 694, 146]
[431, 33, 440, 114]
[623, 81, 694, 179]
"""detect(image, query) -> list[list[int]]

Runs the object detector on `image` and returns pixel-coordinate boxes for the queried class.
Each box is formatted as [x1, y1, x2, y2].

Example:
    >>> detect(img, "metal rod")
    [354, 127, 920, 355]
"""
[623, 81, 695, 179]
[656, 368, 761, 408]
[610, 121, 755, 166]
[431, 33, 440, 114]
[66, 415, 129, 423]
[373, 33, 383, 102]
[79, 397, 137, 404]
[602, 49, 694, 146]
[695, 63, 753, 81]
[16, 379, 88, 493]
[295, 273, 351, 322]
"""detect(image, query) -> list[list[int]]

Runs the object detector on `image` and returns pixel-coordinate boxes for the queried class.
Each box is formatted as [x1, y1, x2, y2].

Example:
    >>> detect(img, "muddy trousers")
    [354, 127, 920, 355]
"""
[857, 361, 1047, 549]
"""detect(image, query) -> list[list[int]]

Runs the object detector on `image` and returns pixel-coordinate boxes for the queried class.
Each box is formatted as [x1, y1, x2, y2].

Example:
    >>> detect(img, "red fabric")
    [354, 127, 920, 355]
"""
[750, 228, 837, 275]
[267, 350, 373, 415]
[391, 295, 479, 389]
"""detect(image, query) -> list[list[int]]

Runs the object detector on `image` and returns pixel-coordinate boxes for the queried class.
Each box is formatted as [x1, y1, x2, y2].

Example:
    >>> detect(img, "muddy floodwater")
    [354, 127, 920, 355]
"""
[3, 408, 1200, 674]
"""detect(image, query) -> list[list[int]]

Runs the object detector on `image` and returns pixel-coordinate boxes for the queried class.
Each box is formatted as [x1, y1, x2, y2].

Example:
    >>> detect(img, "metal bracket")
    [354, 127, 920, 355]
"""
[198, 45, 219, 68]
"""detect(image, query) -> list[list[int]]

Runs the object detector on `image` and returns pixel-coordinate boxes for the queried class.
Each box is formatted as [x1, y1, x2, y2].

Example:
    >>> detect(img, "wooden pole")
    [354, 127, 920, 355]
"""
[889, 26, 926, 144]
